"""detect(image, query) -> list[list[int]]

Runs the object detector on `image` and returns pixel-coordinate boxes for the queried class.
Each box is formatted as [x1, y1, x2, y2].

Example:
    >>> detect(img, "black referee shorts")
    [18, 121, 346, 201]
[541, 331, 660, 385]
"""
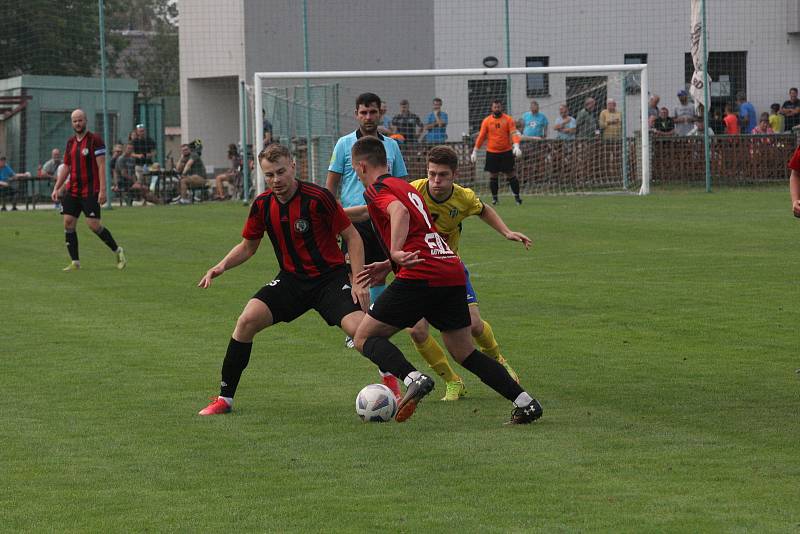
[368, 278, 471, 332]
[485, 150, 515, 174]
[61, 194, 101, 219]
[252, 267, 360, 327]
[342, 219, 388, 265]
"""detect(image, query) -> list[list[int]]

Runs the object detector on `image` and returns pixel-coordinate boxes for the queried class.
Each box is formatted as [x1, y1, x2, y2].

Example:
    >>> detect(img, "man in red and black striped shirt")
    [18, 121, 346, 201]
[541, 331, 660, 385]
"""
[196, 143, 370, 416]
[51, 109, 126, 271]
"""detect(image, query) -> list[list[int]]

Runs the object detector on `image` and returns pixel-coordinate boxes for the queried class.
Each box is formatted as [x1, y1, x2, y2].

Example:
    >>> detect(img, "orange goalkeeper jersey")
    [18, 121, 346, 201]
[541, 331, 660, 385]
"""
[474, 113, 520, 153]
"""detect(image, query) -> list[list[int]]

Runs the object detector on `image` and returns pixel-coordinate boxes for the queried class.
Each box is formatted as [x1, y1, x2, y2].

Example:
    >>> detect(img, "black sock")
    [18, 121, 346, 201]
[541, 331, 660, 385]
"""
[489, 176, 499, 198]
[509, 176, 520, 196]
[461, 349, 523, 402]
[65, 230, 79, 261]
[220, 338, 253, 398]
[93, 226, 119, 252]
[362, 336, 416, 380]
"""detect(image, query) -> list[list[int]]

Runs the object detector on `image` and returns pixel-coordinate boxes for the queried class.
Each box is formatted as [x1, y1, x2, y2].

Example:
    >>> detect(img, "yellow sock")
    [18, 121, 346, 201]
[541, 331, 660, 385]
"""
[412, 334, 461, 382]
[473, 320, 502, 360]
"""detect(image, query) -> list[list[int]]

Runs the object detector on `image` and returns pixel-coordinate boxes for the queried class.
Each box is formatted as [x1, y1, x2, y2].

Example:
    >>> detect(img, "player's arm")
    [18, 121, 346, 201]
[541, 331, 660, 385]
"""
[509, 118, 522, 156]
[386, 200, 424, 267]
[340, 224, 370, 311]
[96, 154, 107, 203]
[343, 205, 369, 222]
[198, 238, 261, 288]
[790, 167, 800, 217]
[471, 120, 489, 162]
[51, 160, 69, 201]
[478, 203, 532, 249]
[325, 170, 341, 196]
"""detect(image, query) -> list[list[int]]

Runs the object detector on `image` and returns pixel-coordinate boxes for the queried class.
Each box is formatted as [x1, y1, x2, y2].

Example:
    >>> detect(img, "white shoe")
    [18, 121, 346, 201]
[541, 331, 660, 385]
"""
[177, 198, 191, 205]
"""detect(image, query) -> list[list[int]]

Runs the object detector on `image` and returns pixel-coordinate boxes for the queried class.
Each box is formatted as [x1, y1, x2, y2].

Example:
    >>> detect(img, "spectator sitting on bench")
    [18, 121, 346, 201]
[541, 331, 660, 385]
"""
[213, 143, 241, 200]
[0, 155, 30, 211]
[173, 143, 207, 205]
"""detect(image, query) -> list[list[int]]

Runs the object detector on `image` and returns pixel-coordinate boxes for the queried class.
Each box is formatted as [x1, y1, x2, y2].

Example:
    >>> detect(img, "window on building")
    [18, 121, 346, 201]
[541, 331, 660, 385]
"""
[624, 54, 647, 94]
[525, 56, 549, 97]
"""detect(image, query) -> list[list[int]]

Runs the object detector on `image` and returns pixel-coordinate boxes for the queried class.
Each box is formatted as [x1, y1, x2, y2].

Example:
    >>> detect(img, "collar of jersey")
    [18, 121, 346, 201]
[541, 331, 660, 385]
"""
[355, 129, 384, 140]
[273, 180, 301, 205]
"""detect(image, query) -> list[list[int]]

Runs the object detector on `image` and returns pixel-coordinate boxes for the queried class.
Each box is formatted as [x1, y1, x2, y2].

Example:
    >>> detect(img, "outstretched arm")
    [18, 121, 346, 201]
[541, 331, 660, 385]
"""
[478, 203, 532, 249]
[198, 238, 261, 288]
[343, 205, 369, 222]
[386, 200, 424, 267]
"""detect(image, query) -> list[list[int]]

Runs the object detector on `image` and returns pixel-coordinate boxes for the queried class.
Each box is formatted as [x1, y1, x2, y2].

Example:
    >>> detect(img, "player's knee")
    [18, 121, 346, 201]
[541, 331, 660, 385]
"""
[407, 324, 428, 344]
[235, 311, 261, 339]
[469, 317, 484, 338]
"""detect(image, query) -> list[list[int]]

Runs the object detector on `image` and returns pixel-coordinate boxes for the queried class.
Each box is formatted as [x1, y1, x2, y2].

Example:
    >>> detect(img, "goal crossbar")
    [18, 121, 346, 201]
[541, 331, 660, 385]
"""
[253, 65, 650, 195]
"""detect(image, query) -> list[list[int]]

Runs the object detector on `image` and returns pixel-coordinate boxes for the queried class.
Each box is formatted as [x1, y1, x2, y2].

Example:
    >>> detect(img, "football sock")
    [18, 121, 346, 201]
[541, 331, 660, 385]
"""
[513, 392, 534, 408]
[93, 225, 119, 251]
[472, 320, 501, 360]
[220, 396, 233, 406]
[461, 349, 523, 402]
[362, 336, 416, 380]
[489, 176, 499, 198]
[219, 338, 253, 398]
[65, 229, 79, 261]
[413, 334, 460, 382]
[369, 283, 386, 303]
[509, 176, 520, 196]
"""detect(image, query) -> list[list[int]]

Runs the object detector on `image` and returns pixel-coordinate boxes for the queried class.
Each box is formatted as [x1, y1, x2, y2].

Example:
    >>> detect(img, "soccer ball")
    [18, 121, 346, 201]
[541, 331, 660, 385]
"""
[355, 384, 398, 422]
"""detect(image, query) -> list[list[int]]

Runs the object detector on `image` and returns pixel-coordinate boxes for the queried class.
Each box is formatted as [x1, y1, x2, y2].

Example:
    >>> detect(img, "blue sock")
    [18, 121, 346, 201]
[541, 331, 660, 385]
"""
[369, 284, 386, 303]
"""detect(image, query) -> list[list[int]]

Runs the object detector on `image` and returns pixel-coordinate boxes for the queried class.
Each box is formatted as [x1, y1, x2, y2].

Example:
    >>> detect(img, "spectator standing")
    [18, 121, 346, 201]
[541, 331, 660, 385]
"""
[737, 93, 757, 133]
[378, 102, 393, 136]
[769, 103, 785, 133]
[50, 109, 126, 271]
[391, 99, 423, 143]
[687, 116, 714, 136]
[553, 104, 576, 140]
[575, 98, 598, 139]
[781, 87, 800, 131]
[520, 100, 548, 139]
[174, 143, 208, 205]
[471, 99, 523, 205]
[0, 155, 29, 211]
[647, 94, 661, 119]
[131, 123, 156, 183]
[673, 90, 695, 136]
[723, 104, 740, 134]
[420, 97, 448, 143]
[653, 107, 675, 136]
[598, 99, 622, 140]
[214, 144, 242, 200]
[262, 112, 273, 142]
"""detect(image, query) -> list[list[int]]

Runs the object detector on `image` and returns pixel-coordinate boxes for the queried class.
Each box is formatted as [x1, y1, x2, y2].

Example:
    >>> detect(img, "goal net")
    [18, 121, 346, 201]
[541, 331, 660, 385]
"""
[253, 66, 650, 198]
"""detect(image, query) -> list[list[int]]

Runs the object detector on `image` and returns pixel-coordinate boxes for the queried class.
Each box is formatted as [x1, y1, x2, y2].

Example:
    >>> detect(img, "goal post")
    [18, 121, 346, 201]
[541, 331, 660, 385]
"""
[254, 64, 650, 197]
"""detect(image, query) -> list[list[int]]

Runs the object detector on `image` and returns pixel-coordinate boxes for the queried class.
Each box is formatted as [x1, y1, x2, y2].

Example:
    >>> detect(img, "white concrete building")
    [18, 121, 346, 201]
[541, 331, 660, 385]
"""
[180, 0, 800, 169]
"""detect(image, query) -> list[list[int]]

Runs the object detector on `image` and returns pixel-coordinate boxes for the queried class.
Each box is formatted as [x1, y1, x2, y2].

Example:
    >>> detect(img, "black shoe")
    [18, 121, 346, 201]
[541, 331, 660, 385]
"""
[491, 197, 498, 205]
[11, 205, 18, 211]
[395, 373, 434, 422]
[514, 196, 522, 205]
[506, 398, 543, 425]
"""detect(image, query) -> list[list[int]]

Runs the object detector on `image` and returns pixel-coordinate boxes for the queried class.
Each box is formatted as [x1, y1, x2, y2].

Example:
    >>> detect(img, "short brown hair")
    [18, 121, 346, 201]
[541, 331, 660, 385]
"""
[426, 145, 458, 172]
[258, 143, 291, 164]
[351, 136, 387, 169]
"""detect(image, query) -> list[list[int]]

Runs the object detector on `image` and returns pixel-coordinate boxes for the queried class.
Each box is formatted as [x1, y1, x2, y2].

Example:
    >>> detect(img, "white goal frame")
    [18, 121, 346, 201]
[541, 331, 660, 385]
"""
[253, 65, 650, 196]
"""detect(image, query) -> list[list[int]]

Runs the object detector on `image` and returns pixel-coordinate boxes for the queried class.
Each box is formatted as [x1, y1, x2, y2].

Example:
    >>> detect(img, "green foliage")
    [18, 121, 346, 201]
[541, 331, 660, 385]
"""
[1, 192, 798, 531]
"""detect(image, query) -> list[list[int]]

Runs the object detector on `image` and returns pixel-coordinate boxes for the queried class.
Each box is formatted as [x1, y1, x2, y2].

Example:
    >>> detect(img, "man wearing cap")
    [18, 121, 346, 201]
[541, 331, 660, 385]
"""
[673, 90, 695, 136]
[131, 123, 157, 184]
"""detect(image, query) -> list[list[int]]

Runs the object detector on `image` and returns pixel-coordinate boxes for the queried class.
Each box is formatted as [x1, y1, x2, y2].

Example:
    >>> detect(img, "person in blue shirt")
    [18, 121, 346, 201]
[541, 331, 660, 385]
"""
[0, 155, 27, 211]
[519, 100, 549, 139]
[737, 93, 757, 133]
[420, 97, 448, 143]
[325, 93, 408, 399]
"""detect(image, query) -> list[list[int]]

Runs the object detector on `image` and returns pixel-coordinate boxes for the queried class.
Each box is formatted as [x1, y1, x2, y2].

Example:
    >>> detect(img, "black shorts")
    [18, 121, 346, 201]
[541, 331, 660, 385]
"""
[61, 194, 101, 219]
[485, 150, 515, 174]
[252, 267, 360, 326]
[368, 278, 471, 332]
[341, 219, 388, 265]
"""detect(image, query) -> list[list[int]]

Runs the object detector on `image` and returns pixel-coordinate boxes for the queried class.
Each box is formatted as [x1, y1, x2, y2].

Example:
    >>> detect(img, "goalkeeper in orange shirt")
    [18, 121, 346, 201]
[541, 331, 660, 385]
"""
[471, 99, 523, 205]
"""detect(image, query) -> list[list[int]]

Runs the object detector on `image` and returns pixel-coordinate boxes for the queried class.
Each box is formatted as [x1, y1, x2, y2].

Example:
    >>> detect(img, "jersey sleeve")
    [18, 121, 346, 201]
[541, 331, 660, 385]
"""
[63, 140, 72, 166]
[789, 146, 800, 172]
[93, 133, 106, 157]
[328, 138, 346, 173]
[388, 141, 408, 177]
[474, 118, 489, 149]
[242, 197, 266, 240]
[461, 186, 484, 217]
[317, 186, 351, 235]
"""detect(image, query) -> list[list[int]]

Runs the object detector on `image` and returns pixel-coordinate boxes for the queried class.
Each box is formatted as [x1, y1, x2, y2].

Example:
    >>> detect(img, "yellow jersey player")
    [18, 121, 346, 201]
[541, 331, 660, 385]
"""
[408, 145, 532, 400]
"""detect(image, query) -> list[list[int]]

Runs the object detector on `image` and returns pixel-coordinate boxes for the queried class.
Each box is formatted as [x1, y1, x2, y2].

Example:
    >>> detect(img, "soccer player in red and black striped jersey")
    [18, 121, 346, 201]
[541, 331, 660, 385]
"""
[50, 109, 126, 271]
[196, 143, 370, 416]
[349, 136, 543, 424]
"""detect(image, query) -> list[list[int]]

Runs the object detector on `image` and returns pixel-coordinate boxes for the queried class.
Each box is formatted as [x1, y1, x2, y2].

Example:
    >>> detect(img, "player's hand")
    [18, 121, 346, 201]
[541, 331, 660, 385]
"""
[198, 266, 225, 288]
[505, 230, 532, 249]
[50, 189, 59, 202]
[793, 200, 800, 218]
[98, 190, 107, 204]
[356, 260, 391, 287]
[512, 143, 522, 158]
[351, 282, 370, 312]
[390, 249, 424, 267]
[470, 149, 478, 164]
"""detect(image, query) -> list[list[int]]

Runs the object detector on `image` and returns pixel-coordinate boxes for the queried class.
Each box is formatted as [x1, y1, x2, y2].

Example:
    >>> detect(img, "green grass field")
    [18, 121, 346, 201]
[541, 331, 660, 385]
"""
[2, 190, 798, 532]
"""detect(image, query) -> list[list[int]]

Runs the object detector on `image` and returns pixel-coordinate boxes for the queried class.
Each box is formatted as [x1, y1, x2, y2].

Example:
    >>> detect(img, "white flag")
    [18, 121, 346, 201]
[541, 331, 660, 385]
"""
[689, 0, 710, 111]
